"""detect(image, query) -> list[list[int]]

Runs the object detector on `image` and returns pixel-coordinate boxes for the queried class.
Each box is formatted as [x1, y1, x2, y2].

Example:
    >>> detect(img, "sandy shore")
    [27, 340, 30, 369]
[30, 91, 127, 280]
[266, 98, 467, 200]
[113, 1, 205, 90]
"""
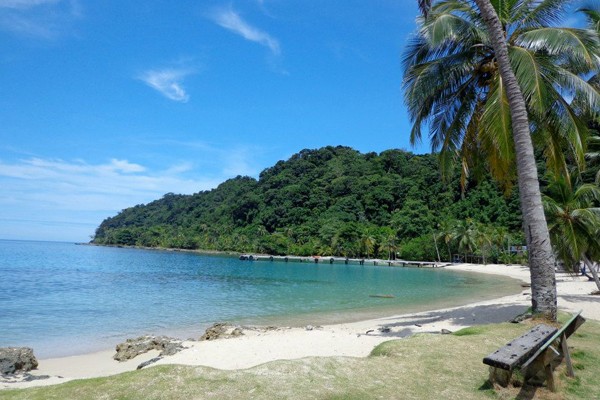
[3, 263, 598, 390]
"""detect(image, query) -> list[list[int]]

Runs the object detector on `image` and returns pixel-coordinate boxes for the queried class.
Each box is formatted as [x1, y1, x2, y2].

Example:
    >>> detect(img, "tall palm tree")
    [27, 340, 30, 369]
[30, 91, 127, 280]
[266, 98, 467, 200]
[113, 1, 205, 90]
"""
[411, 0, 600, 319]
[407, 0, 600, 186]
[436, 220, 455, 261]
[588, 131, 600, 183]
[577, 4, 600, 184]
[451, 219, 479, 260]
[543, 174, 600, 290]
[361, 231, 376, 259]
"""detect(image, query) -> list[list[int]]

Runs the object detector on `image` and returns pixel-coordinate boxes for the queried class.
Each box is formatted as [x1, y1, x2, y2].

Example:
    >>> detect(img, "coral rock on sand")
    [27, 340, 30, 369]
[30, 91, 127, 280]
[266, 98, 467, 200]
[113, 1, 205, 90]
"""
[200, 323, 245, 341]
[113, 336, 185, 362]
[0, 347, 38, 375]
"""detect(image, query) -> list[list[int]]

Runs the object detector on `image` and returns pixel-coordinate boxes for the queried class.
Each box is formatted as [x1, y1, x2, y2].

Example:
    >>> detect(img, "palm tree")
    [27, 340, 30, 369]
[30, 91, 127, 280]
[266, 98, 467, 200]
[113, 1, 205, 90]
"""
[451, 219, 479, 260]
[383, 233, 398, 260]
[475, 223, 493, 264]
[543, 174, 600, 290]
[588, 131, 600, 183]
[410, 0, 600, 320]
[577, 4, 600, 185]
[360, 231, 376, 259]
[409, 1, 600, 185]
[435, 219, 455, 261]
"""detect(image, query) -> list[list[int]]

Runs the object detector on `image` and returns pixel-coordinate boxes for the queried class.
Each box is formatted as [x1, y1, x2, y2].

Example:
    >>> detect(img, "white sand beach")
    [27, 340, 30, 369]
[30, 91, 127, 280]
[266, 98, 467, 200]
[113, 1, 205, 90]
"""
[3, 263, 599, 390]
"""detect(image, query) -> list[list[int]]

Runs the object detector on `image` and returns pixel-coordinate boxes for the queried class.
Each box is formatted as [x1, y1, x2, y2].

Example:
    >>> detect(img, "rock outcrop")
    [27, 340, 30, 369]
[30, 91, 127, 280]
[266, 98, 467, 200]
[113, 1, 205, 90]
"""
[0, 347, 38, 375]
[200, 323, 245, 341]
[113, 336, 185, 362]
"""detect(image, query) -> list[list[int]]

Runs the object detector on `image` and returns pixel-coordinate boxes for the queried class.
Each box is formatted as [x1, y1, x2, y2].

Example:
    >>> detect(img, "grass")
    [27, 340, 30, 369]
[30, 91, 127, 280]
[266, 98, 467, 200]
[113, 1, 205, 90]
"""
[1, 317, 598, 400]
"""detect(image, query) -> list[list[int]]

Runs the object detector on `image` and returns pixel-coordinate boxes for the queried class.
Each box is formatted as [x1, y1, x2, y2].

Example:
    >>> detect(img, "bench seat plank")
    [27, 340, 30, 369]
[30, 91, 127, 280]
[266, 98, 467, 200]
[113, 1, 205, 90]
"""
[521, 311, 585, 371]
[483, 324, 557, 371]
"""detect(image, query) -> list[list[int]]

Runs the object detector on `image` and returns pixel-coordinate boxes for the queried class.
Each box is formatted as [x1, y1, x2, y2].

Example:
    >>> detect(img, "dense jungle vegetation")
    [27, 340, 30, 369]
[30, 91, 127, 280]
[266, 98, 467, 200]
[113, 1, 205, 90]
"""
[92, 146, 531, 262]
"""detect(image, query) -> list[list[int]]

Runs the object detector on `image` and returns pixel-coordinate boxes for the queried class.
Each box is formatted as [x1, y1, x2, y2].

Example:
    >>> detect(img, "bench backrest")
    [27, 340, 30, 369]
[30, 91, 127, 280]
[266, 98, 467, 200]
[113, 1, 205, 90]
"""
[521, 311, 585, 370]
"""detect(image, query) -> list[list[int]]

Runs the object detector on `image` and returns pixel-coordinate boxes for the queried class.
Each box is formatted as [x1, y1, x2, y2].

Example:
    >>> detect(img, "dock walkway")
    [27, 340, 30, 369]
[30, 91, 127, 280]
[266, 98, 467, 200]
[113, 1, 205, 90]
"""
[238, 254, 450, 268]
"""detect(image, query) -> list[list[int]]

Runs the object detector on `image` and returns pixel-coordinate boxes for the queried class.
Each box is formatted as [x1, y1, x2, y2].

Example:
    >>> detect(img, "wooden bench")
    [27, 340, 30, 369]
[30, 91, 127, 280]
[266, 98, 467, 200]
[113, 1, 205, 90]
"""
[483, 311, 585, 391]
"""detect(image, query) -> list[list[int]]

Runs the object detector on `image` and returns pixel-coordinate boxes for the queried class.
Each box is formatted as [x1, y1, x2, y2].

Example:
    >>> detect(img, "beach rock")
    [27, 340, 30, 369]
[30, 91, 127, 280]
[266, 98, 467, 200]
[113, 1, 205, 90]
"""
[378, 327, 391, 333]
[510, 312, 532, 324]
[113, 336, 184, 362]
[231, 327, 244, 337]
[137, 356, 163, 370]
[199, 323, 244, 341]
[0, 347, 38, 375]
[441, 329, 452, 335]
[200, 322, 230, 341]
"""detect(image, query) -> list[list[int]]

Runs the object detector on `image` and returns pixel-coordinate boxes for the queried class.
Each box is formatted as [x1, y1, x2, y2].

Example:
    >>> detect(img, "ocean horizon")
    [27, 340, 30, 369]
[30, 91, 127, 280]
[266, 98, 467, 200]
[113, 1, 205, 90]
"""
[0, 239, 518, 359]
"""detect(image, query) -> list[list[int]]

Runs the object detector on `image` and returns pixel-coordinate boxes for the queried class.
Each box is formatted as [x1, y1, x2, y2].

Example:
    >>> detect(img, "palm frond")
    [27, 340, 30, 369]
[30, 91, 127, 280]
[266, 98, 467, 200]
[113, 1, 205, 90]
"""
[578, 5, 600, 32]
[555, 67, 600, 119]
[480, 74, 515, 186]
[419, 0, 432, 17]
[520, 0, 572, 29]
[508, 46, 548, 114]
[516, 27, 600, 69]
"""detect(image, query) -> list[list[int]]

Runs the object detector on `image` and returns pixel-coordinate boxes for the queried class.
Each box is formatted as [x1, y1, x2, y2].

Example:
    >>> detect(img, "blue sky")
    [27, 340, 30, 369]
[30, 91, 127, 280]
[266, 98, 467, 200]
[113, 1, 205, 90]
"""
[0, 0, 425, 242]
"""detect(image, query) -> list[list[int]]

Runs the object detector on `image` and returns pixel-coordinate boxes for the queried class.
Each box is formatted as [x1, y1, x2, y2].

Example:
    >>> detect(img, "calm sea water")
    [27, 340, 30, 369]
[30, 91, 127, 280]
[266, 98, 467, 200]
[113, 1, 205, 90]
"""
[0, 240, 518, 358]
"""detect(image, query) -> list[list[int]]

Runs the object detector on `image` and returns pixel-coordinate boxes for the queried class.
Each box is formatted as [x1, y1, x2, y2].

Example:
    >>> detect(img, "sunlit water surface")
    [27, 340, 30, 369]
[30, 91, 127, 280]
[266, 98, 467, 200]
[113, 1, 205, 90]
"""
[0, 240, 518, 358]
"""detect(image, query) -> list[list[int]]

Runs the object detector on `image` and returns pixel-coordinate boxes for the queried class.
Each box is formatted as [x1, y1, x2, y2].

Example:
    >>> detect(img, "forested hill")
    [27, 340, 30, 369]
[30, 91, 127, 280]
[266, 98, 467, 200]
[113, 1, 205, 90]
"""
[92, 146, 523, 261]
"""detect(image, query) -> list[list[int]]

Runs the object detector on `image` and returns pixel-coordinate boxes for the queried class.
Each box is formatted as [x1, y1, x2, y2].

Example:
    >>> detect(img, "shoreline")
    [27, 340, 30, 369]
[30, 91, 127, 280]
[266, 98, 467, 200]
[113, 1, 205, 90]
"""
[3, 263, 599, 390]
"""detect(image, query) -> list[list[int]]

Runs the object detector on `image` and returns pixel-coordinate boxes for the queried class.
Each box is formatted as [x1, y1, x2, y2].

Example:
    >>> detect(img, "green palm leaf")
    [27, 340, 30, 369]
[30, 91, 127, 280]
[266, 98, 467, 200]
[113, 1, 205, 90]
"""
[516, 27, 600, 68]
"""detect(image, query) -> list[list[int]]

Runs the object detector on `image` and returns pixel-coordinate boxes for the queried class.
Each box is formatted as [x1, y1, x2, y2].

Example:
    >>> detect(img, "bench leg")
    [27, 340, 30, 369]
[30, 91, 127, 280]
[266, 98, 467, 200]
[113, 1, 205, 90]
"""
[560, 333, 575, 378]
[489, 367, 512, 387]
[545, 364, 556, 392]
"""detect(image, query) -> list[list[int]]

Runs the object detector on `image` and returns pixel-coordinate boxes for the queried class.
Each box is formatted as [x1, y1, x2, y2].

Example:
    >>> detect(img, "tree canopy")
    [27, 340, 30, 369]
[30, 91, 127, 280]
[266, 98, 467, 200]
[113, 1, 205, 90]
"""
[92, 146, 522, 261]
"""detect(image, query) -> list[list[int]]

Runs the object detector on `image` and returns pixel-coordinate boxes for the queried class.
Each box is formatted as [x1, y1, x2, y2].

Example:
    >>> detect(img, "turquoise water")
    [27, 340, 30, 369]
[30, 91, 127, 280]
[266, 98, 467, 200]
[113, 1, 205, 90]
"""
[0, 240, 518, 358]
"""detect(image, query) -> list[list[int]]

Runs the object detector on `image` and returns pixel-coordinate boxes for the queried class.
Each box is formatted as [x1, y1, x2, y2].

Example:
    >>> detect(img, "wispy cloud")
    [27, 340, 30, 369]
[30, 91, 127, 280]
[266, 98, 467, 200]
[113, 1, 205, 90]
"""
[138, 68, 194, 102]
[0, 157, 219, 208]
[0, 0, 61, 9]
[141, 138, 263, 178]
[0, 0, 81, 39]
[0, 157, 224, 240]
[211, 7, 280, 55]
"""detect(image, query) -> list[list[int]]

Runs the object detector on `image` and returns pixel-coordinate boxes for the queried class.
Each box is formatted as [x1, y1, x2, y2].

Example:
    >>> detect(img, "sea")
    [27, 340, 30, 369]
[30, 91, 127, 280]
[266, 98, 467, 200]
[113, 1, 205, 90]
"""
[0, 240, 519, 358]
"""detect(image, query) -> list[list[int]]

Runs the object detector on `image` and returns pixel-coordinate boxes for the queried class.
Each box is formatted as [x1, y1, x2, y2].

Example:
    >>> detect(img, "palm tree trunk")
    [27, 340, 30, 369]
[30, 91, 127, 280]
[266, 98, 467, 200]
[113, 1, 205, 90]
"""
[583, 255, 600, 292]
[433, 233, 441, 262]
[473, 0, 557, 320]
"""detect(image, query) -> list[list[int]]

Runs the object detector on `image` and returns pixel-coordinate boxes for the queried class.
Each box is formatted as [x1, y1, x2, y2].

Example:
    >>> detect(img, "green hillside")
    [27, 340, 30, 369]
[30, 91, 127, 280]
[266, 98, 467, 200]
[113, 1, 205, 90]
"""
[92, 146, 523, 261]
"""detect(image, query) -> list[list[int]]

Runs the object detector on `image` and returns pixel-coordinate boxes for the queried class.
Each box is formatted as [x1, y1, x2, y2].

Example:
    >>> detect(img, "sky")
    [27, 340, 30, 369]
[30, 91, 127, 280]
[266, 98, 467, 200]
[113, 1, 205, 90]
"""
[0, 0, 426, 242]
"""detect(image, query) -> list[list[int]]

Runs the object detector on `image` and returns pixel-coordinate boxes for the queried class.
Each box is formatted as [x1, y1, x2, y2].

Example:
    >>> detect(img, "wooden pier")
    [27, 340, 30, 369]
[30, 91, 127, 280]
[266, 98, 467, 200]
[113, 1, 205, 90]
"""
[238, 254, 449, 268]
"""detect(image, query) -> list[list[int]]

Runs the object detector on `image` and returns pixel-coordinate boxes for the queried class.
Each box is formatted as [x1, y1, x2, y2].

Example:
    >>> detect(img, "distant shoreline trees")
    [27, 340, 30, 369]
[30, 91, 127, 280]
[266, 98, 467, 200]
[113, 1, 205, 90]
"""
[92, 146, 524, 262]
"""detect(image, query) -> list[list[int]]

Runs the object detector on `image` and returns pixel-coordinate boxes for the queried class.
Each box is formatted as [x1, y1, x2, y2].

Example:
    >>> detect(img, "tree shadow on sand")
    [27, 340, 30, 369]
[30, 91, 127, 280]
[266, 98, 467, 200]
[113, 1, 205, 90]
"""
[362, 304, 528, 338]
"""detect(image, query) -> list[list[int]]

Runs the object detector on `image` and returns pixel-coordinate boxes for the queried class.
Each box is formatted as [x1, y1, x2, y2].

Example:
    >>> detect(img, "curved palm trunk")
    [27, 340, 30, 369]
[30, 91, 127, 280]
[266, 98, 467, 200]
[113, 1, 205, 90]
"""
[473, 0, 557, 320]
[582, 255, 600, 291]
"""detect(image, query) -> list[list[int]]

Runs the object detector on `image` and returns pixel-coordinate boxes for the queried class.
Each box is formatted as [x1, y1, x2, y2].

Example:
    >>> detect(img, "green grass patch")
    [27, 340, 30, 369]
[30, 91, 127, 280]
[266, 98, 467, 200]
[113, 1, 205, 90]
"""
[1, 319, 599, 400]
[453, 326, 487, 336]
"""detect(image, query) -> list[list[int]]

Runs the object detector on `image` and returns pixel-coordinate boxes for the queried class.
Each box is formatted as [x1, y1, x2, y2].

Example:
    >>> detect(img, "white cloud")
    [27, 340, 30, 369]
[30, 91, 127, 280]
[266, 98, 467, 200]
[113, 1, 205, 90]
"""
[0, 0, 81, 39]
[0, 143, 266, 241]
[106, 158, 145, 173]
[211, 8, 280, 55]
[0, 0, 60, 9]
[0, 157, 221, 214]
[222, 147, 260, 177]
[138, 68, 193, 102]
